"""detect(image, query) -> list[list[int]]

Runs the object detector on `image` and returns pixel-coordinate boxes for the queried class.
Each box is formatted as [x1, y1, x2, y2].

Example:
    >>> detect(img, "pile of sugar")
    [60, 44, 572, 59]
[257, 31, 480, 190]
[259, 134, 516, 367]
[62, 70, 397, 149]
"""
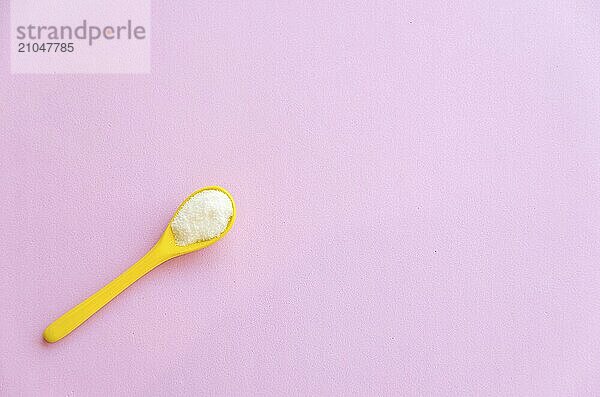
[171, 190, 233, 246]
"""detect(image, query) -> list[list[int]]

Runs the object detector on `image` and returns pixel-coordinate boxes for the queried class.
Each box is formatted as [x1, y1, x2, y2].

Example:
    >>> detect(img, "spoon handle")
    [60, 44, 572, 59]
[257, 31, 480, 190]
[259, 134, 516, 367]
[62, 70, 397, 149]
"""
[43, 247, 168, 343]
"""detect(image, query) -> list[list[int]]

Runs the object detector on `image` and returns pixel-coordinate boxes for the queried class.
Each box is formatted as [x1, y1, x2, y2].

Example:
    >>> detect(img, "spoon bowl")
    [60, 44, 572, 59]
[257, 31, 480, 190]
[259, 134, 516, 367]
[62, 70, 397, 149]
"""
[158, 185, 236, 256]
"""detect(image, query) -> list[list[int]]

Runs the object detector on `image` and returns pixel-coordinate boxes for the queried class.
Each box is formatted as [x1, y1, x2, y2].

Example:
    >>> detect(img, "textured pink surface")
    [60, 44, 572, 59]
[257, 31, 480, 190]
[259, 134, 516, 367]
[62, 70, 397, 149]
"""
[2, 1, 600, 396]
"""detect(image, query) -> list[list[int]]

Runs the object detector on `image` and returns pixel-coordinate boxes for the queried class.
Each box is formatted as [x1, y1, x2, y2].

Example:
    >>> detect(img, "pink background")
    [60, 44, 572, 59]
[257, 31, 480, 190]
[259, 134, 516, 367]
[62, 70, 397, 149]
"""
[2, 1, 600, 396]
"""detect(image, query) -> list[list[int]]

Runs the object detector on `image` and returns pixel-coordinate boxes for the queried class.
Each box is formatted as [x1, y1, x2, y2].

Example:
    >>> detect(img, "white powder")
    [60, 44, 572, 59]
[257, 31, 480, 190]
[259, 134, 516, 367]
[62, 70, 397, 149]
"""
[171, 189, 234, 246]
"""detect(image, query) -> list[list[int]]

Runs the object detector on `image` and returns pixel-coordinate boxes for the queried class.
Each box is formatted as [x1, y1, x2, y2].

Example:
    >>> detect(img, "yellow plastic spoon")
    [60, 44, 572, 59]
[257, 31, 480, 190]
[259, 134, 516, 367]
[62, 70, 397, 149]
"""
[43, 186, 236, 343]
